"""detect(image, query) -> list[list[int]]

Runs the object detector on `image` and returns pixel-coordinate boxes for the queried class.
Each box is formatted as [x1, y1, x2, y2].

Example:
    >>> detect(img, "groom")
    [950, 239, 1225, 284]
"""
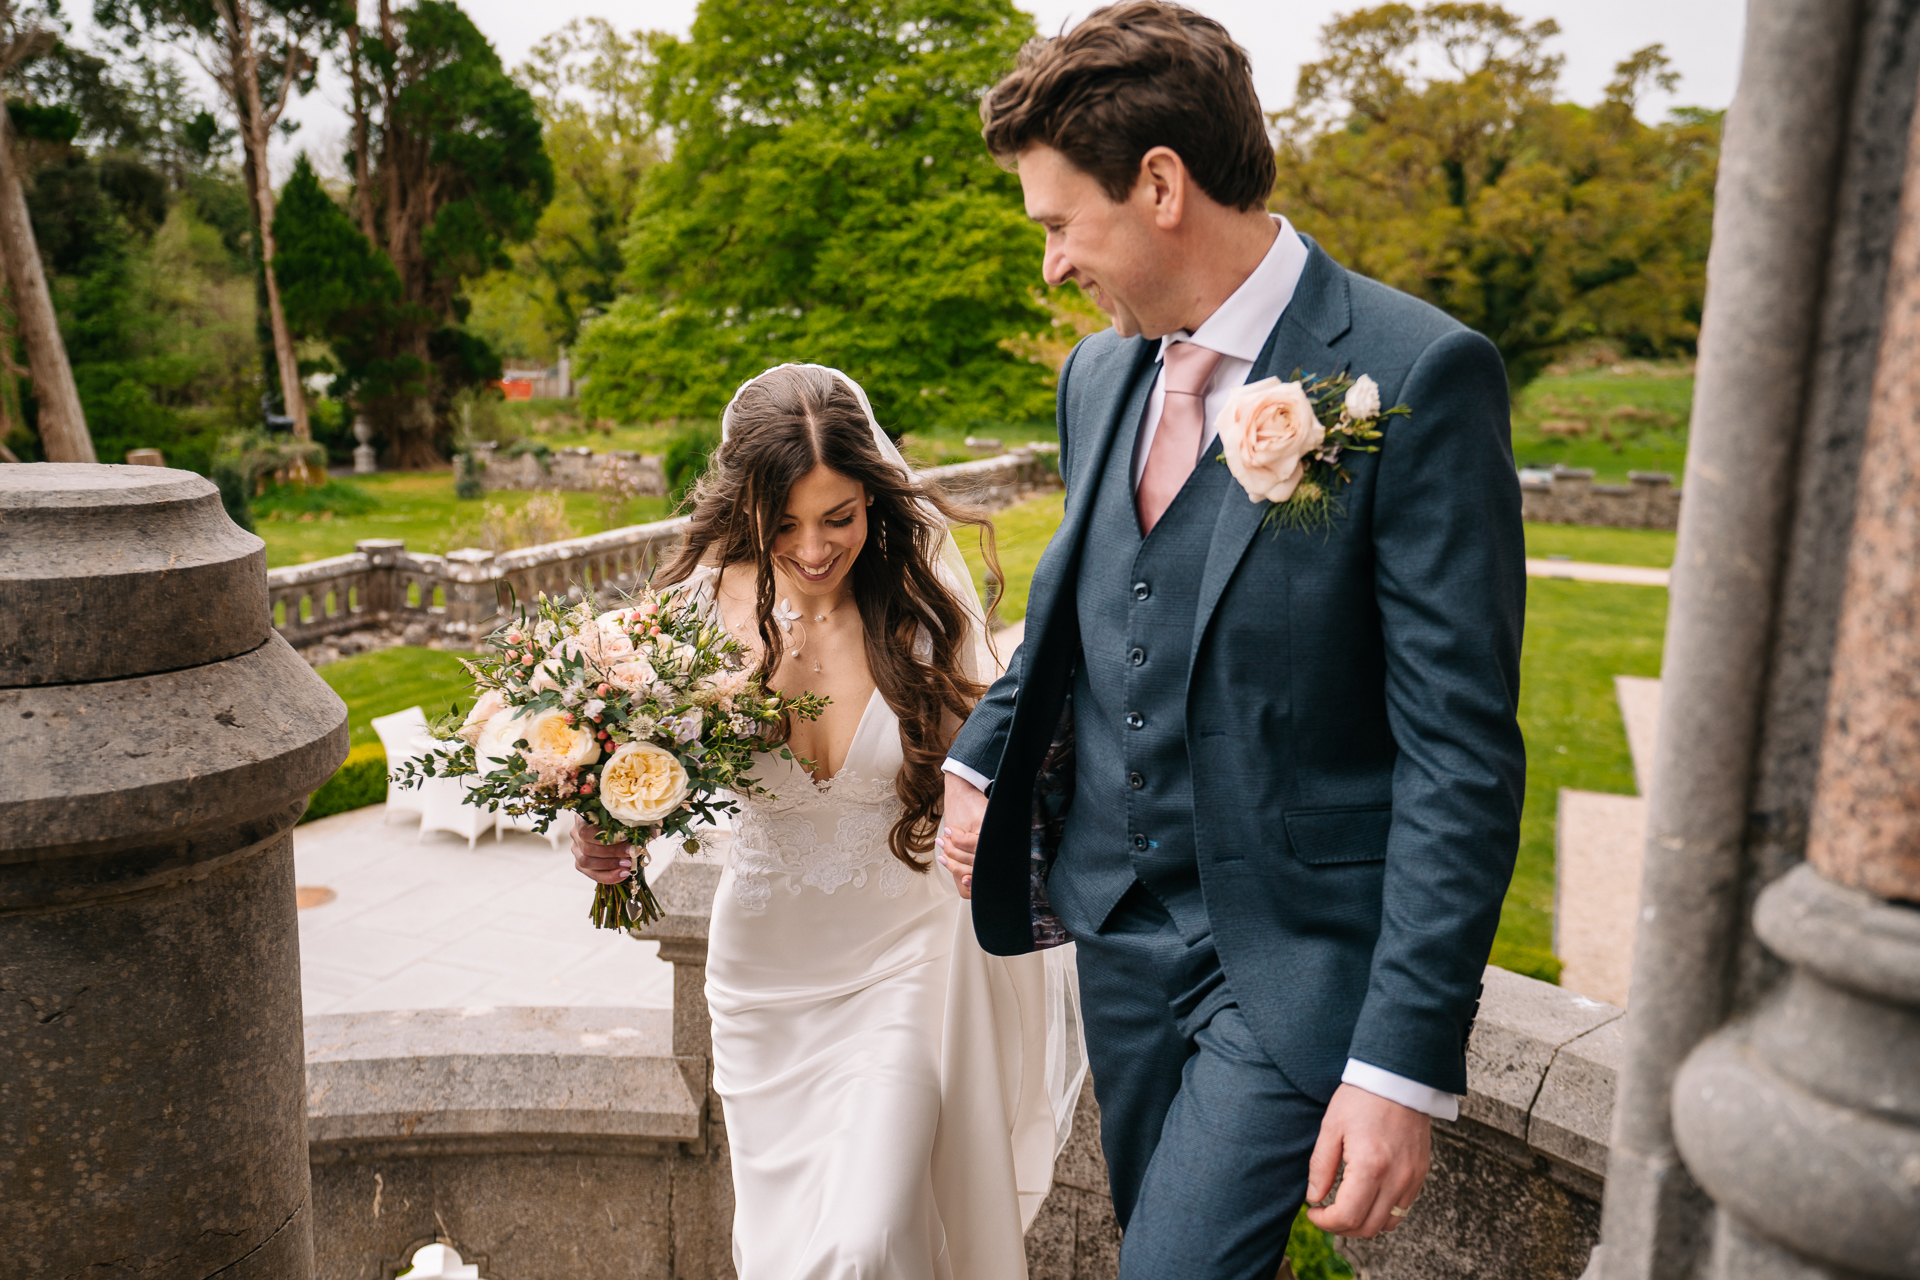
[937, 4, 1525, 1275]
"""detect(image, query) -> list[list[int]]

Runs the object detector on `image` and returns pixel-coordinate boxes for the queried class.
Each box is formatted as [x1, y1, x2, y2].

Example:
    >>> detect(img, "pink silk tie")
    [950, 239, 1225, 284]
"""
[1137, 341, 1224, 535]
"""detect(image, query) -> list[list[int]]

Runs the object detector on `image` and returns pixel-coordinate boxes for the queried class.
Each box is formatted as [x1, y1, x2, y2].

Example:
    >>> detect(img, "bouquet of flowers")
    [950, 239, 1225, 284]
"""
[398, 589, 826, 931]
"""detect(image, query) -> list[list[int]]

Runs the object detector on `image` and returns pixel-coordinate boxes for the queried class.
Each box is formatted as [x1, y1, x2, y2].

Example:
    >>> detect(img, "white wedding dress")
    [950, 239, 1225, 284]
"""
[707, 689, 1079, 1280]
[687, 364, 1083, 1279]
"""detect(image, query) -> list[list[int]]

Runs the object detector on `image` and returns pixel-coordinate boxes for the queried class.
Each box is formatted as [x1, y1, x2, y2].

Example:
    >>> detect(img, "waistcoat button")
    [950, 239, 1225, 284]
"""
[1132, 581, 1151, 601]
[1125, 711, 1144, 730]
[1129, 647, 1145, 666]
[1129, 772, 1144, 790]
[1131, 833, 1149, 851]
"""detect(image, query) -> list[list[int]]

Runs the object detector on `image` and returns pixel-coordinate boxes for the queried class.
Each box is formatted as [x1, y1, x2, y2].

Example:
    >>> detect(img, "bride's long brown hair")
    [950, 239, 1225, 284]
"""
[657, 365, 1002, 867]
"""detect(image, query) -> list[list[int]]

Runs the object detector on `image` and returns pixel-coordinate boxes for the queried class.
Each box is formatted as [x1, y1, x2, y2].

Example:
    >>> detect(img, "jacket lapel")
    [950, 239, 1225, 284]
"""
[1188, 240, 1353, 667]
[1024, 336, 1157, 660]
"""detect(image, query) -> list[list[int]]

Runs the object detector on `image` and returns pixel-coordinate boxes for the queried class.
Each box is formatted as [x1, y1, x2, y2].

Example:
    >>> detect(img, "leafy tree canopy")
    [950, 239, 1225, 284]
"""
[273, 0, 548, 465]
[1274, 2, 1719, 383]
[465, 17, 663, 362]
[3, 4, 256, 465]
[577, 0, 1062, 434]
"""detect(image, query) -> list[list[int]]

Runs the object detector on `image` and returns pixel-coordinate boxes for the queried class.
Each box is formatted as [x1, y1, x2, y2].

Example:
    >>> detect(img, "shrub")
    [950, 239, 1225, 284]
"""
[300, 741, 389, 824]
[252, 478, 379, 521]
[664, 419, 721, 508]
[454, 492, 578, 552]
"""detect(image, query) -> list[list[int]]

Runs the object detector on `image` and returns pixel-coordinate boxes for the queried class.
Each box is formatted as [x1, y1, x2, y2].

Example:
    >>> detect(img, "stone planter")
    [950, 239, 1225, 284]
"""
[0, 464, 348, 1278]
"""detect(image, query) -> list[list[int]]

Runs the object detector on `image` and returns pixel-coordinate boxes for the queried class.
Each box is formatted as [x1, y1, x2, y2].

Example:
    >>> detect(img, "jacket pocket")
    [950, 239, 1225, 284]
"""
[1283, 805, 1392, 865]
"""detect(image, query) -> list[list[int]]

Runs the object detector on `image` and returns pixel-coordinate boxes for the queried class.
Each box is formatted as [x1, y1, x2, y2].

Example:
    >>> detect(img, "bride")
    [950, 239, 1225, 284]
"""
[572, 363, 1082, 1279]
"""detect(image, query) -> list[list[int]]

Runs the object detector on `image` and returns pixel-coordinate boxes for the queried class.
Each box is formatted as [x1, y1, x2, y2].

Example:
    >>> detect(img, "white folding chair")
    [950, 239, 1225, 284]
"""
[416, 773, 495, 850]
[370, 706, 433, 821]
[497, 806, 574, 850]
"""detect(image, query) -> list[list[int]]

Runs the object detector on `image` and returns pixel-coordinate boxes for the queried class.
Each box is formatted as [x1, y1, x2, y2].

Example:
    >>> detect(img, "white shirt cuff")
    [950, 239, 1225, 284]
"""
[941, 757, 993, 794]
[1342, 1059, 1460, 1122]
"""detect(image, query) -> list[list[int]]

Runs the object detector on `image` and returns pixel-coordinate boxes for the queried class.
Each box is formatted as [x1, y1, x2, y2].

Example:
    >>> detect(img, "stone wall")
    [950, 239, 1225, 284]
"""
[1338, 967, 1620, 1280]
[304, 859, 1620, 1280]
[306, 1006, 730, 1280]
[1521, 468, 1681, 530]
[467, 444, 667, 495]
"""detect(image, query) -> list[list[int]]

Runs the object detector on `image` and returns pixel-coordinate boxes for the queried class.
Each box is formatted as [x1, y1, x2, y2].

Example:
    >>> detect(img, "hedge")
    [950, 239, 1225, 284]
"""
[300, 741, 389, 825]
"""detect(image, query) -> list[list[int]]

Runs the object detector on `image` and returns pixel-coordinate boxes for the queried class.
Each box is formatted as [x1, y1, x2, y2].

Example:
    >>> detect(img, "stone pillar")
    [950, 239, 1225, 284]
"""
[1665, 78, 1920, 1277]
[354, 537, 407, 618]
[0, 465, 348, 1277]
[1597, 0, 1920, 1275]
[636, 848, 727, 1146]
[635, 846, 736, 1278]
[442, 546, 499, 641]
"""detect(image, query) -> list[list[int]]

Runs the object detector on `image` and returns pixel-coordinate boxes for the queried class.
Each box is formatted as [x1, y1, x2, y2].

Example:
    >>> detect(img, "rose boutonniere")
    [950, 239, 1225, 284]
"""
[1217, 370, 1408, 533]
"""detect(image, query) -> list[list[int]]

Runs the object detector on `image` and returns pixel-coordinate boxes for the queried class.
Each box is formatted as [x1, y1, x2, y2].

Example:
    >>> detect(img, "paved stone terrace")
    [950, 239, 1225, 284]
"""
[293, 804, 676, 1015]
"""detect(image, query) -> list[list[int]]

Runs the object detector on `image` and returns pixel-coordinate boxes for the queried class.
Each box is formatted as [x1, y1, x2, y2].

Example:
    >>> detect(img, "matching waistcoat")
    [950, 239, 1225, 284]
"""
[1051, 415, 1234, 1010]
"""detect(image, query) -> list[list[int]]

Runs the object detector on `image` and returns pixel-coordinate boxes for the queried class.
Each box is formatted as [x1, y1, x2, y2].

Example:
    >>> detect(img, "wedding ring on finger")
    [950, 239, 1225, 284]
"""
[1388, 1205, 1411, 1219]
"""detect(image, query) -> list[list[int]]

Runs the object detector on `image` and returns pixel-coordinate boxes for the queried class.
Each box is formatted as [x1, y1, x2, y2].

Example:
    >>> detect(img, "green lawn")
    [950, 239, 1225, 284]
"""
[1524, 523, 1675, 568]
[317, 645, 476, 750]
[1512, 363, 1693, 484]
[495, 400, 682, 454]
[959, 490, 1067, 626]
[255, 471, 676, 569]
[1494, 580, 1668, 982]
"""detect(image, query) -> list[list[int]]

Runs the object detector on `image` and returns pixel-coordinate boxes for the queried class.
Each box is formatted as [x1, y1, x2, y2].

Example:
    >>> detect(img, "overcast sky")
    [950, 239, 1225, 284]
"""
[82, 0, 1747, 179]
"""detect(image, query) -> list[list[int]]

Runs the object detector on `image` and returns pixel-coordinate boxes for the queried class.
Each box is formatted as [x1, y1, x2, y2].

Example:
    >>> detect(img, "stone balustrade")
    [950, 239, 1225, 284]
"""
[269, 448, 1062, 652]
[304, 853, 1618, 1280]
[1520, 467, 1681, 530]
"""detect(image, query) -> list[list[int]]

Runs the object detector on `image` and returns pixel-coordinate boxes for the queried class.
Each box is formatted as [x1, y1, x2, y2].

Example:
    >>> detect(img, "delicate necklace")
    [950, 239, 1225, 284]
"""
[739, 597, 841, 673]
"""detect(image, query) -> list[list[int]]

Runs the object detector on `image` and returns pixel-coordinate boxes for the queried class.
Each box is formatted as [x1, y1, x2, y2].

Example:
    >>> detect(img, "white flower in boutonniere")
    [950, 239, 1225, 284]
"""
[1217, 368, 1408, 533]
[1344, 373, 1381, 420]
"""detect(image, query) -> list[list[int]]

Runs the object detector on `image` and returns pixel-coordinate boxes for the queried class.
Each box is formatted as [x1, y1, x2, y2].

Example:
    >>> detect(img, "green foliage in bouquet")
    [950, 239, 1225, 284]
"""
[396, 587, 825, 930]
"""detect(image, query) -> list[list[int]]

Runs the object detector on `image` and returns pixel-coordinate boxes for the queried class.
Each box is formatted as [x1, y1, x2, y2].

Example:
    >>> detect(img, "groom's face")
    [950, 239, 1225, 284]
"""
[1018, 144, 1168, 340]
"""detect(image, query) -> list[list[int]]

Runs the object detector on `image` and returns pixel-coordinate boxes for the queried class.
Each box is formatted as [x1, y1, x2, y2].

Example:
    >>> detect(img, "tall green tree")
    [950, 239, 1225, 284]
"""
[284, 0, 549, 466]
[1273, 3, 1719, 383]
[96, 0, 348, 445]
[1, 0, 93, 460]
[465, 17, 661, 363]
[576, 0, 1058, 434]
[5, 5, 253, 466]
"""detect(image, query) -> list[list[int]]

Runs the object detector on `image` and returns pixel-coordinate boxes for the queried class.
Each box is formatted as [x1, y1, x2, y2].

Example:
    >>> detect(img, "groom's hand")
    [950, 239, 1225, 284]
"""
[1304, 1084, 1432, 1239]
[572, 824, 634, 885]
[936, 773, 988, 899]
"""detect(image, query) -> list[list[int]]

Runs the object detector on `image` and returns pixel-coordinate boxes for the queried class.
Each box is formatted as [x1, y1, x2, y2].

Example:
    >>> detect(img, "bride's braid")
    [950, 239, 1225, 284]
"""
[658, 365, 1003, 867]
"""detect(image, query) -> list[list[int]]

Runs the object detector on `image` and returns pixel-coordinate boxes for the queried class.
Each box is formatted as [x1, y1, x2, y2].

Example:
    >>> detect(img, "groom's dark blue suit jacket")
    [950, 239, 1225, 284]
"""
[949, 239, 1527, 1099]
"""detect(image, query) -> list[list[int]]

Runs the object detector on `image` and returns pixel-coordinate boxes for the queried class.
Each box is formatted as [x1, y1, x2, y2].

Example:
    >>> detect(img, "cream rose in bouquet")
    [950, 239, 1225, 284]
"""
[1217, 370, 1408, 533]
[398, 589, 826, 930]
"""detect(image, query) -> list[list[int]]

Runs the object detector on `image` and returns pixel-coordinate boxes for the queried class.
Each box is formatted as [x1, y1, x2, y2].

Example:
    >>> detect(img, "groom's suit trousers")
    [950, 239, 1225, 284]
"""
[1076, 886, 1320, 1279]
[1048, 413, 1311, 1277]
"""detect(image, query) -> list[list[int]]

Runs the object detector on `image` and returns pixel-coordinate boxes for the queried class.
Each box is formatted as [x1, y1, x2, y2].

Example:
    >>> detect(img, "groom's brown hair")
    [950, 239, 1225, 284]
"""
[980, 1, 1274, 212]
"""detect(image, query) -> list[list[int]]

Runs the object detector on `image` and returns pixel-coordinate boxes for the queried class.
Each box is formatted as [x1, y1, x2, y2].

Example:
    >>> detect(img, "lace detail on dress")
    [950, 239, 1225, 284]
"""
[730, 769, 910, 911]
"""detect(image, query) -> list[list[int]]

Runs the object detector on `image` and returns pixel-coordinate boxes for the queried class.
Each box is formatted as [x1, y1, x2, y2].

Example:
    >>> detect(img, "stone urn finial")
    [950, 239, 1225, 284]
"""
[0, 464, 347, 1279]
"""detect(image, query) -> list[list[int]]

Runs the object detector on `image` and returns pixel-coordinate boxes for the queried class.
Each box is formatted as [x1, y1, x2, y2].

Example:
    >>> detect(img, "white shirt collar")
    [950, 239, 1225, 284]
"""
[1156, 215, 1309, 366]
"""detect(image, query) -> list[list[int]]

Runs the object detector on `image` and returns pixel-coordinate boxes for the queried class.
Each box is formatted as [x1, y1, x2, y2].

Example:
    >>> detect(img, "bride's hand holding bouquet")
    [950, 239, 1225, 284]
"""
[397, 589, 825, 930]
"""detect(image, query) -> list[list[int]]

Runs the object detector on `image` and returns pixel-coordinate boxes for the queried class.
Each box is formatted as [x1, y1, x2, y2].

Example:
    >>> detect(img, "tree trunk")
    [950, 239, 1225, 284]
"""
[0, 107, 92, 462]
[347, 26, 377, 241]
[229, 0, 311, 447]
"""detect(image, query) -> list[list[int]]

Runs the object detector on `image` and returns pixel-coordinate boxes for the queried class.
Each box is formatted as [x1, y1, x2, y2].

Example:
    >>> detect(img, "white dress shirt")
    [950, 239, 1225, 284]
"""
[943, 216, 1460, 1122]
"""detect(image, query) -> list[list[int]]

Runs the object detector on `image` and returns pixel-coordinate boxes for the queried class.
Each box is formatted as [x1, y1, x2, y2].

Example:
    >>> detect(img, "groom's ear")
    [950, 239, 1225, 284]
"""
[1136, 146, 1190, 231]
